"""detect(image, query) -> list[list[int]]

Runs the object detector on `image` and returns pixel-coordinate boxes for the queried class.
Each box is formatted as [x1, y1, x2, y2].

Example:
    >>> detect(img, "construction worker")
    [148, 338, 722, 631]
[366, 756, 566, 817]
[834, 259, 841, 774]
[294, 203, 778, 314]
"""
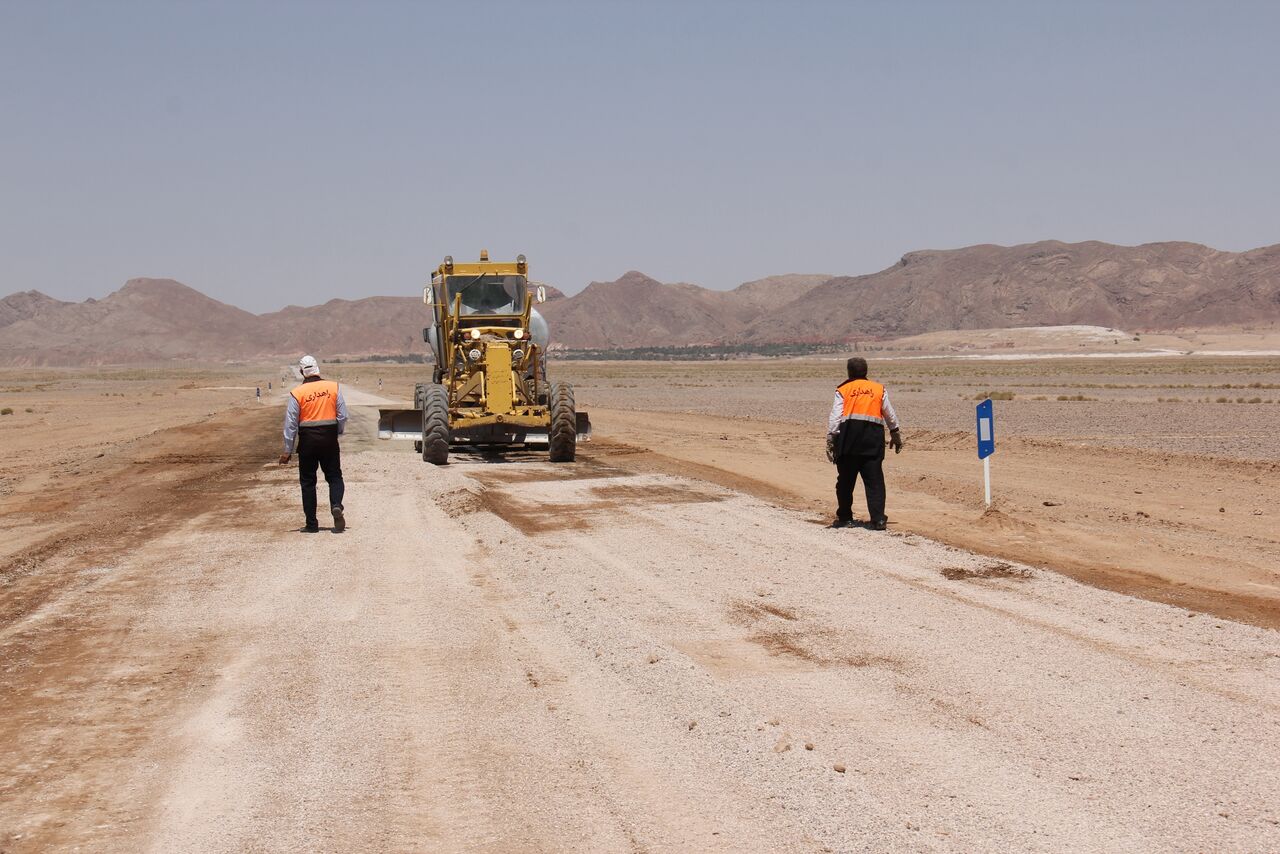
[826, 357, 902, 530]
[279, 355, 348, 533]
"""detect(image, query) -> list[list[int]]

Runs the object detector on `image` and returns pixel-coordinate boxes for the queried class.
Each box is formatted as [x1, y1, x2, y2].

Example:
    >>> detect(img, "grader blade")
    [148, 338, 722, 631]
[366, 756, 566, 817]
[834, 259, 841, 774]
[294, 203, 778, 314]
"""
[377, 408, 423, 440]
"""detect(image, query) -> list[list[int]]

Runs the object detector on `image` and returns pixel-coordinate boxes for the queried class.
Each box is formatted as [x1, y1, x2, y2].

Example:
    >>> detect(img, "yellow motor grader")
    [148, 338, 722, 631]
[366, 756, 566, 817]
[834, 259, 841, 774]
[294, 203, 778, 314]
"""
[377, 250, 587, 464]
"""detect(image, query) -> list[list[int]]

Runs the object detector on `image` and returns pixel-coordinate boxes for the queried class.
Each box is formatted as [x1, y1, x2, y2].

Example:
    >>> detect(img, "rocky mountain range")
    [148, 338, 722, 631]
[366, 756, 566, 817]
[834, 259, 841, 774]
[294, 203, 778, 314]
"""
[0, 279, 434, 366]
[536, 273, 831, 350]
[745, 240, 1280, 344]
[2, 240, 1277, 364]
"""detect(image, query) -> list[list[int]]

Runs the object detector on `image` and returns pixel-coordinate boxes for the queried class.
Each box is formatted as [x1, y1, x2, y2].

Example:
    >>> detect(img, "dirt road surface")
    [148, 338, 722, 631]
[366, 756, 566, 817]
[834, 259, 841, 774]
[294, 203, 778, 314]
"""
[589, 409, 1280, 628]
[3, 401, 1279, 852]
[548, 356, 1280, 629]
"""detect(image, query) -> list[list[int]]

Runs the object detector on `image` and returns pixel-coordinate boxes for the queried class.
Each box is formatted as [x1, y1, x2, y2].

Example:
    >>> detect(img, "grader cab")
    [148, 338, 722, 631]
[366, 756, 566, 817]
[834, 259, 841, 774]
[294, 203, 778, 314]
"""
[378, 250, 587, 464]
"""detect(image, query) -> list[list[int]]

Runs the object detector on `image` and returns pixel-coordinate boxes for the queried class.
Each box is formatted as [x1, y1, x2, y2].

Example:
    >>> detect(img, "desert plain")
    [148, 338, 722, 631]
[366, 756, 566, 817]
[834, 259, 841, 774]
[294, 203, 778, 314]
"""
[1, 348, 1279, 852]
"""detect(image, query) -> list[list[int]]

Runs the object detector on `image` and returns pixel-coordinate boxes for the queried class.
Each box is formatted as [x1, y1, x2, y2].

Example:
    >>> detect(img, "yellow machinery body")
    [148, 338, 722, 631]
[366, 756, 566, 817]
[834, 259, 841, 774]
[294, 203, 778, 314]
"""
[429, 252, 548, 433]
[378, 250, 586, 461]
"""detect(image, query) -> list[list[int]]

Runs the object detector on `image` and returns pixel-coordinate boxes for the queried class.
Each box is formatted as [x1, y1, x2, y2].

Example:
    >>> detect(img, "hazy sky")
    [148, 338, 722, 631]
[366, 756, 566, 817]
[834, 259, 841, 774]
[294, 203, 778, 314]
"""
[3, 1, 1278, 312]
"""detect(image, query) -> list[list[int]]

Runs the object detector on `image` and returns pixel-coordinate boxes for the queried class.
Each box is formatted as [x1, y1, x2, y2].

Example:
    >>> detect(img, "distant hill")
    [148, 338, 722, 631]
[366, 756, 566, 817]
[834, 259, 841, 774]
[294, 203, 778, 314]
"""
[744, 241, 1280, 342]
[2, 240, 1277, 364]
[538, 271, 829, 348]
[541, 241, 1280, 348]
[540, 271, 733, 349]
[0, 290, 71, 328]
[720, 274, 832, 314]
[260, 297, 432, 361]
[0, 279, 433, 366]
[0, 279, 263, 366]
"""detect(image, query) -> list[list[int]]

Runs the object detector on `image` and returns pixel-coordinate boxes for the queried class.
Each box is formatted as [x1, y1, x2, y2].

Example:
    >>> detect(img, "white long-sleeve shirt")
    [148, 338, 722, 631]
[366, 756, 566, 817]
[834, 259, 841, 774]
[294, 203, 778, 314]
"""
[283, 383, 348, 453]
[827, 386, 900, 435]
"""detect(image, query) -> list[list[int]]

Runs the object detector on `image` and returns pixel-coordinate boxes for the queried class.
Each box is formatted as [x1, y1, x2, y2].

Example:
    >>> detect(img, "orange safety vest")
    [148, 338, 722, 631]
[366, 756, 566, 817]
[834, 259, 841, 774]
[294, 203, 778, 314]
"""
[292, 380, 339, 426]
[837, 378, 885, 426]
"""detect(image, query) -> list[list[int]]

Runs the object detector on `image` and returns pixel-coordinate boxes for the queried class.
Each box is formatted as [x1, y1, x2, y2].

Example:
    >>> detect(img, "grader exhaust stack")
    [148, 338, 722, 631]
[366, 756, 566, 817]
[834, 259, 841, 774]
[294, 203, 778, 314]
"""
[377, 250, 589, 464]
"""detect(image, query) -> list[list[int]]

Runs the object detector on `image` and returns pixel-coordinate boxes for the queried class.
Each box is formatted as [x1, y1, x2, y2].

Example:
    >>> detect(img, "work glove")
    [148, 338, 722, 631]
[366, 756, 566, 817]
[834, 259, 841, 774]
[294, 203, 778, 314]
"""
[825, 433, 837, 463]
[889, 430, 904, 454]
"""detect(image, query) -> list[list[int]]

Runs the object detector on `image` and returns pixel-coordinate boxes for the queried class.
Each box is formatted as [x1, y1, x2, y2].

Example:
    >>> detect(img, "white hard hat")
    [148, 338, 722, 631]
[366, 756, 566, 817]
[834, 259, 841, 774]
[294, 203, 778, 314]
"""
[298, 355, 320, 377]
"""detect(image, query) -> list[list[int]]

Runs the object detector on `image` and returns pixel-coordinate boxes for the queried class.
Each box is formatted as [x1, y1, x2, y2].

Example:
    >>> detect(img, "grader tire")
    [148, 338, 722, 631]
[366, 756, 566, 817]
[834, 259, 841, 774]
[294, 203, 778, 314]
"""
[413, 383, 427, 410]
[421, 384, 450, 465]
[548, 382, 577, 463]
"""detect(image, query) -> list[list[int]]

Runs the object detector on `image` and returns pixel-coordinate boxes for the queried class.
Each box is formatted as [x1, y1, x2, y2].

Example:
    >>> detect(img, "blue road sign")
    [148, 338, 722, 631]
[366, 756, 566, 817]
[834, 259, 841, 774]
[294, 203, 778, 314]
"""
[976, 399, 995, 459]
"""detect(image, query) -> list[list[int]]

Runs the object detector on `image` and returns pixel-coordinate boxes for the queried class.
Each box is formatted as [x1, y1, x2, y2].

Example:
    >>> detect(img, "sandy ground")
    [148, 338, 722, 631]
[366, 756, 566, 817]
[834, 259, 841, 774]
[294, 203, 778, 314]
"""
[1, 363, 1278, 851]
[589, 410, 1280, 628]
[857, 323, 1280, 358]
[551, 356, 1280, 628]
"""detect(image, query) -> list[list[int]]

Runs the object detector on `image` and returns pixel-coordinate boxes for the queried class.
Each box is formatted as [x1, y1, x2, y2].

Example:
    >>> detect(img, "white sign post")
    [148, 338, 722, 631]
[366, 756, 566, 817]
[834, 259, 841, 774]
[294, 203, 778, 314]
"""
[976, 399, 995, 506]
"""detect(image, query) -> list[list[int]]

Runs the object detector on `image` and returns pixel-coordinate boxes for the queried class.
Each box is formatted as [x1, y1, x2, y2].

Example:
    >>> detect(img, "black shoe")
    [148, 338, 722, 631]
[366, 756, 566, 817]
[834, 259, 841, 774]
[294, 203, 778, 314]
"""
[871, 518, 888, 531]
[829, 518, 855, 529]
[331, 504, 345, 533]
[301, 523, 320, 533]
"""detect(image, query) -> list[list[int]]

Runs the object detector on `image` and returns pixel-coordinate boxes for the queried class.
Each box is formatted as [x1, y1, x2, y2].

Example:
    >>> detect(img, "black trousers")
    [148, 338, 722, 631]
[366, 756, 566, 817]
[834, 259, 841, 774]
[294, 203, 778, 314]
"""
[835, 453, 886, 523]
[297, 426, 344, 527]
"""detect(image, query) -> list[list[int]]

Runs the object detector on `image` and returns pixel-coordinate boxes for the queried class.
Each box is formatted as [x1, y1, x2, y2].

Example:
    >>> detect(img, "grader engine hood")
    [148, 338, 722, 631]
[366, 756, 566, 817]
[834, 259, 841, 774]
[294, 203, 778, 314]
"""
[480, 341, 515, 414]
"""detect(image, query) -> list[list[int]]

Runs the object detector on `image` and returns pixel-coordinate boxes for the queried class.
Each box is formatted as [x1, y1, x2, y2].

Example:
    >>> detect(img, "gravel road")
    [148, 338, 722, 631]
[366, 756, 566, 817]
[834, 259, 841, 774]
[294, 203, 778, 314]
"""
[3, 423, 1279, 852]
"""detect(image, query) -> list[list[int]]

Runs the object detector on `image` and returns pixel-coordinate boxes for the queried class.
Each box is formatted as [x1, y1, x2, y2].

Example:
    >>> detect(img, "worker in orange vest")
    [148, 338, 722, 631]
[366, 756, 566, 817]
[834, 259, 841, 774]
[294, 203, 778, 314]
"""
[826, 357, 903, 530]
[279, 355, 348, 533]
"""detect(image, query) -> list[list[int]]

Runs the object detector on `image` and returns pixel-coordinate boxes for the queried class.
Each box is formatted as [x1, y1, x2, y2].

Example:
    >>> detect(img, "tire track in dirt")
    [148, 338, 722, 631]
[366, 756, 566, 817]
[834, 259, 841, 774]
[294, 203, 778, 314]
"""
[437, 457, 1280, 849]
[0, 406, 279, 632]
